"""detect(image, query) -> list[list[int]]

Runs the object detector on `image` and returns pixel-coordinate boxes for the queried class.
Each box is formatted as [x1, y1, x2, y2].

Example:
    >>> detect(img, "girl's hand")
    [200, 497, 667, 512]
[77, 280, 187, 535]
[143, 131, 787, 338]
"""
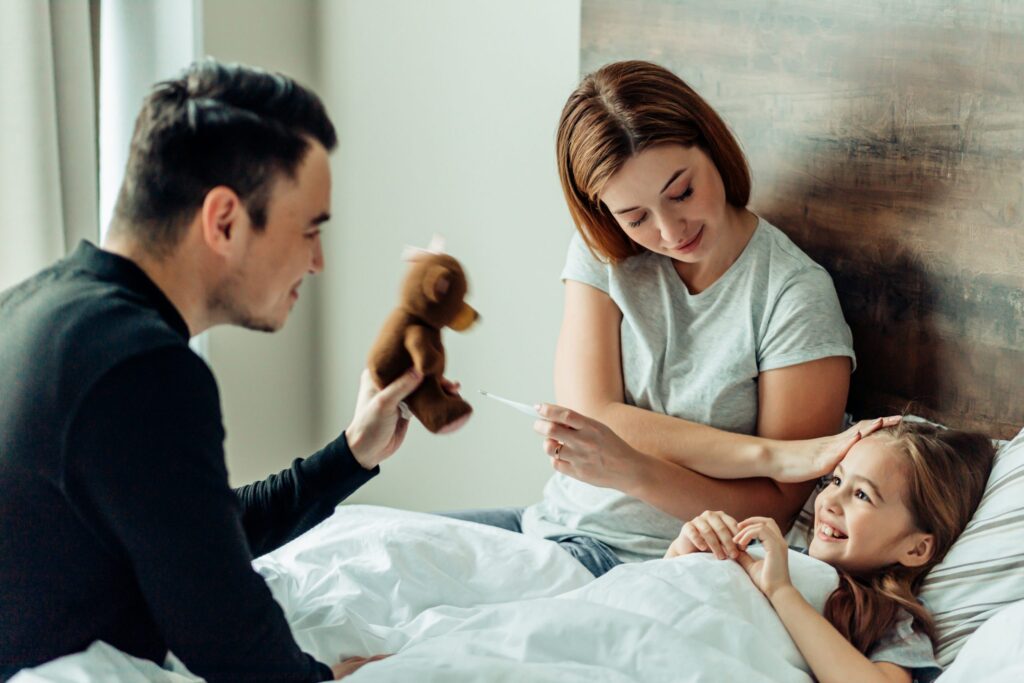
[667, 510, 743, 560]
[732, 517, 793, 600]
[771, 416, 901, 483]
[533, 403, 645, 491]
[664, 528, 698, 558]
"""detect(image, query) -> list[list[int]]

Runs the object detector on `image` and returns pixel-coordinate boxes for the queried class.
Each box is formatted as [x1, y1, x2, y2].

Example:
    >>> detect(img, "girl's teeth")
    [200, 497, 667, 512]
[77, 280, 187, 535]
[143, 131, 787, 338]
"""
[821, 524, 845, 539]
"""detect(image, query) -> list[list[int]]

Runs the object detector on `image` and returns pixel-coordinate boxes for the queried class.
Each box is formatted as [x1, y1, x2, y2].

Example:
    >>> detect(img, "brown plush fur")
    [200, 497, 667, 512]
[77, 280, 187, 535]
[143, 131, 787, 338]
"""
[367, 252, 479, 433]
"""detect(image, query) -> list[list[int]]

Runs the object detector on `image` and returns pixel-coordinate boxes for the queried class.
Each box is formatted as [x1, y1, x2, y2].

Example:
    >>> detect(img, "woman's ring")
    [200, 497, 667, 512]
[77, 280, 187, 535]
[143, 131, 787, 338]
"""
[554, 442, 563, 456]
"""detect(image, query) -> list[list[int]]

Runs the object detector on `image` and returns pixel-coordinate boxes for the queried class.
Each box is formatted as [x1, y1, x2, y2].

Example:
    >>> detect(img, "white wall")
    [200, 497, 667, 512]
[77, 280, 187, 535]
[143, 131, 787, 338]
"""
[198, 0, 582, 506]
[201, 0, 324, 485]
[317, 0, 582, 511]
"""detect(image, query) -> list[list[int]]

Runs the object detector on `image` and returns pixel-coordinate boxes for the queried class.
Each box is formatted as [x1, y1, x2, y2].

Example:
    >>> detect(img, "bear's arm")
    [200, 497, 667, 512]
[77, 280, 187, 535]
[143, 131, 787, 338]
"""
[404, 325, 445, 376]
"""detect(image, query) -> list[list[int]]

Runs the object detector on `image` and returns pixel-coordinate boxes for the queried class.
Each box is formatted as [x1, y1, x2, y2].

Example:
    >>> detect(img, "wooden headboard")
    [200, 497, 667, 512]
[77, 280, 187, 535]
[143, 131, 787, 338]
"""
[582, 0, 1024, 438]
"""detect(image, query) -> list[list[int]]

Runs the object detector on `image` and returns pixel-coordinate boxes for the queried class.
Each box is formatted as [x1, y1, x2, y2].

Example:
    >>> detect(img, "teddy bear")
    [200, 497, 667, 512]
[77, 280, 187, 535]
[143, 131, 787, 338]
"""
[367, 239, 479, 434]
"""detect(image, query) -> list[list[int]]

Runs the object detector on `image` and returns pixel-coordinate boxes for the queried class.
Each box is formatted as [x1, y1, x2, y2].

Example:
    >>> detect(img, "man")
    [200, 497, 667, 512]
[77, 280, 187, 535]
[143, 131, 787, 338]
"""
[0, 60, 441, 681]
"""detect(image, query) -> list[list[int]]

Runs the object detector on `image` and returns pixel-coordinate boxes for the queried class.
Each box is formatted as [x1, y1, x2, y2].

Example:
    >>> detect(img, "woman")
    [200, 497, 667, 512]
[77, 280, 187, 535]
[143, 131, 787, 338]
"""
[447, 60, 858, 577]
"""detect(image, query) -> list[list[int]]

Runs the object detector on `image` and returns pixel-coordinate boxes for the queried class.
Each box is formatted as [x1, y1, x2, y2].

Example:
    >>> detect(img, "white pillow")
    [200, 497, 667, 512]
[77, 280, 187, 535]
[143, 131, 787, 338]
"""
[919, 426, 1024, 666]
[936, 599, 1024, 683]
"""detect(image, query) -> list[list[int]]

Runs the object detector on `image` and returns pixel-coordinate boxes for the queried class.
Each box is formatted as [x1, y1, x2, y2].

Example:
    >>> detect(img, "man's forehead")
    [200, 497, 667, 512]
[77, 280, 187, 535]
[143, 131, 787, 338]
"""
[268, 142, 331, 212]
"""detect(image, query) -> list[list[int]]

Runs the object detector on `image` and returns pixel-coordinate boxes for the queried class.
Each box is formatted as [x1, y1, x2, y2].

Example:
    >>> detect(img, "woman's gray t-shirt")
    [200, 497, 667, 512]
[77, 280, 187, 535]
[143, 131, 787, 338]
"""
[520, 218, 857, 561]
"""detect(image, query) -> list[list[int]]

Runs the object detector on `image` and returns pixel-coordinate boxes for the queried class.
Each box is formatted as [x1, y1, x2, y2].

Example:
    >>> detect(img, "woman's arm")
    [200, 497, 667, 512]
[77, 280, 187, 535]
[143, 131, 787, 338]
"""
[551, 280, 850, 524]
[733, 518, 912, 683]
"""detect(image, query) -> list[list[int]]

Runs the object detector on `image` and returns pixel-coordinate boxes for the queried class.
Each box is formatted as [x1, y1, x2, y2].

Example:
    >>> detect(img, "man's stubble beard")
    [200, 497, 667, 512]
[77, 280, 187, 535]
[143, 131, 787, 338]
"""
[207, 265, 280, 334]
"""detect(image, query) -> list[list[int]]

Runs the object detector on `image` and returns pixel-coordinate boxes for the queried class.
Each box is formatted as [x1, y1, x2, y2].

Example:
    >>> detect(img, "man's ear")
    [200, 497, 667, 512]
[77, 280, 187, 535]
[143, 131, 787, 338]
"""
[199, 186, 246, 257]
[898, 533, 936, 568]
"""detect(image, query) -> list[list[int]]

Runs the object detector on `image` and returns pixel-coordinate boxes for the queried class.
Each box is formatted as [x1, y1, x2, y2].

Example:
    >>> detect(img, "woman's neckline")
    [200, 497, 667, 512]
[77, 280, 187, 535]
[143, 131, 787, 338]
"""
[669, 210, 761, 298]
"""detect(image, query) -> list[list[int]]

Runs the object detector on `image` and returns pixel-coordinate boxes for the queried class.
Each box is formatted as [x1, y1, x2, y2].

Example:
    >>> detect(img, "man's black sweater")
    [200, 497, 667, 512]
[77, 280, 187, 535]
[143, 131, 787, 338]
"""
[0, 242, 376, 681]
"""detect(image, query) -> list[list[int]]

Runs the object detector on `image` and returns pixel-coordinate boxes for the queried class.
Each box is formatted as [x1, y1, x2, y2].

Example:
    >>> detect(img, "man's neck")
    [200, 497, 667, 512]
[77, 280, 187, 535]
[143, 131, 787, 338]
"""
[102, 231, 212, 337]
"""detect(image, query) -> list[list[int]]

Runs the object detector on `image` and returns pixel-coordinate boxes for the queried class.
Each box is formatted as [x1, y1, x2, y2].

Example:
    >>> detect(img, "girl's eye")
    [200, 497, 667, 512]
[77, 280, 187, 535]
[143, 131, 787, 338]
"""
[830, 475, 842, 487]
[670, 186, 694, 202]
[626, 213, 647, 228]
[855, 489, 873, 503]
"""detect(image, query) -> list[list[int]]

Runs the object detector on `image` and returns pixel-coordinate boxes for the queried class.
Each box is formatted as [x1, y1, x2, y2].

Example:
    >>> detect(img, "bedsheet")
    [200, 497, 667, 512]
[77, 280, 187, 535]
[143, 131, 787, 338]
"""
[12, 505, 1023, 682]
[256, 507, 840, 682]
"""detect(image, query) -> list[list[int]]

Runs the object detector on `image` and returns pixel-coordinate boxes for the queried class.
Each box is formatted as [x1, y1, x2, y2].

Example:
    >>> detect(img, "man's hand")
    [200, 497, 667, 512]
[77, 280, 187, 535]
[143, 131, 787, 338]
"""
[345, 369, 422, 470]
[331, 654, 389, 679]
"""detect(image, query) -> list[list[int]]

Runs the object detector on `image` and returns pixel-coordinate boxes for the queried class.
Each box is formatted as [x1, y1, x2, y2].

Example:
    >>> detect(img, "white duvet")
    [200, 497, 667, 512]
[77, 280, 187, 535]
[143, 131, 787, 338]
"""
[13, 506, 1024, 682]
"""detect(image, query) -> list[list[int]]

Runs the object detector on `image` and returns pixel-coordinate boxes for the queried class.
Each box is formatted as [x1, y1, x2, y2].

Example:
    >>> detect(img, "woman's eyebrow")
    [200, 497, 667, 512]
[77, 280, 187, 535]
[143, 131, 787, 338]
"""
[611, 168, 689, 215]
[660, 168, 687, 194]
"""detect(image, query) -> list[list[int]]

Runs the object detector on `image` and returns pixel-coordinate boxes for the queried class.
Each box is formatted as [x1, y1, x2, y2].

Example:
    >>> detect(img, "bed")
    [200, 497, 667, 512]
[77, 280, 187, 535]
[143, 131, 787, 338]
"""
[13, 1, 1024, 681]
[13, 475, 1024, 682]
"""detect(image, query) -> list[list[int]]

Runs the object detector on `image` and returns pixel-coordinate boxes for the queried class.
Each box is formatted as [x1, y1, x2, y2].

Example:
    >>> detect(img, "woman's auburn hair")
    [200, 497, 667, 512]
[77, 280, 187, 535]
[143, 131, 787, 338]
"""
[555, 60, 751, 263]
[822, 421, 995, 656]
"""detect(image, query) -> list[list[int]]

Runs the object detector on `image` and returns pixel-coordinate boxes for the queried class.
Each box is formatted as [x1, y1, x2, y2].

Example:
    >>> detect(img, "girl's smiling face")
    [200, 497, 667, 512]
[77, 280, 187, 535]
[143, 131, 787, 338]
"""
[810, 435, 936, 574]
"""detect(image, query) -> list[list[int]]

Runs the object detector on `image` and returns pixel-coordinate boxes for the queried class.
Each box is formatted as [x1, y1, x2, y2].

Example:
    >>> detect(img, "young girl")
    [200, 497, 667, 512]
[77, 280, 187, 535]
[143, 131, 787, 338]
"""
[446, 59, 858, 577]
[665, 421, 996, 683]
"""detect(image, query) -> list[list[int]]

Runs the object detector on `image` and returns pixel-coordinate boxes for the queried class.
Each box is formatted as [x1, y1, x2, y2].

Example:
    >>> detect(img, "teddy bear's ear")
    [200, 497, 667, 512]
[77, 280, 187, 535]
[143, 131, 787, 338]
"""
[427, 234, 446, 253]
[422, 265, 452, 303]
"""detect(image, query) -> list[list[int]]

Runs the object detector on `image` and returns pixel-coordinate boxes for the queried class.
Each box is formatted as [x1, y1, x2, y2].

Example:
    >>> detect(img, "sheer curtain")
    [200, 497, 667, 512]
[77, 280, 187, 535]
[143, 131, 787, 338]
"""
[0, 0, 98, 291]
[98, 0, 201, 239]
[0, 0, 201, 294]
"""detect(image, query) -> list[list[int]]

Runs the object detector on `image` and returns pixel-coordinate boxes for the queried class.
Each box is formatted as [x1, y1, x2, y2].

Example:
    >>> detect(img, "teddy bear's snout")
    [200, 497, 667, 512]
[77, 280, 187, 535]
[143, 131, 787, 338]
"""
[448, 303, 479, 332]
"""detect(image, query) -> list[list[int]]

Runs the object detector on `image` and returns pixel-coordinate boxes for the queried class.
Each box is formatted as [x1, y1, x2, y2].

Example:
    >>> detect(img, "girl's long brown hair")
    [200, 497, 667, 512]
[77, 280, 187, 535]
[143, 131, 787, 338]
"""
[822, 422, 995, 654]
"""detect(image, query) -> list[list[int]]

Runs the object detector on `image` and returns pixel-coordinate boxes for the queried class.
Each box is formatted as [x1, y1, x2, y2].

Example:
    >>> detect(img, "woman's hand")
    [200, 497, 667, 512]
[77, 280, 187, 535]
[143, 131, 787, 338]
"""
[769, 416, 901, 483]
[732, 516, 793, 600]
[533, 403, 646, 491]
[666, 510, 743, 560]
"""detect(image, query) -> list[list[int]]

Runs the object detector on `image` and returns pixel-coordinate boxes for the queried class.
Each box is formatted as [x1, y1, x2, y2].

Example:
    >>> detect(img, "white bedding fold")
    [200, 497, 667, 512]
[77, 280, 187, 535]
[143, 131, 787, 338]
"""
[260, 506, 838, 681]
[14, 505, 1020, 682]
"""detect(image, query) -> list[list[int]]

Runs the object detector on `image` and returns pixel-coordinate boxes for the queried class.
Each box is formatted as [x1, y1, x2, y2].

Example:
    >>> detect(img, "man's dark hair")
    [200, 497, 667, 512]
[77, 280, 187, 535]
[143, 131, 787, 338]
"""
[112, 59, 338, 255]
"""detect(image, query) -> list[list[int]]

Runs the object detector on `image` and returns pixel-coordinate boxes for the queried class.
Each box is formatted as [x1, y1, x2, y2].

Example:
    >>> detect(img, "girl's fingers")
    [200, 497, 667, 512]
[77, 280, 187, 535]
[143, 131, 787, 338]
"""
[683, 523, 708, 551]
[692, 519, 725, 559]
[723, 514, 741, 537]
[733, 525, 761, 549]
[707, 516, 739, 558]
[734, 550, 755, 570]
[736, 516, 771, 530]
